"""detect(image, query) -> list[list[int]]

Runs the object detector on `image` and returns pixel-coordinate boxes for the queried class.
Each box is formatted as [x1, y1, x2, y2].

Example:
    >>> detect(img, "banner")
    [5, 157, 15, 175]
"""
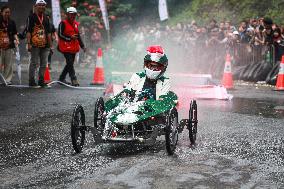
[99, 0, 110, 30]
[158, 0, 169, 21]
[51, 0, 61, 29]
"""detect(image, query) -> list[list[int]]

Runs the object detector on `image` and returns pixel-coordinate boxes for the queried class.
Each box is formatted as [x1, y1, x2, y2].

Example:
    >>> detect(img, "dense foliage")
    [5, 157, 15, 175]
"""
[169, 0, 284, 25]
[60, 0, 133, 28]
[59, 0, 185, 28]
[59, 0, 284, 29]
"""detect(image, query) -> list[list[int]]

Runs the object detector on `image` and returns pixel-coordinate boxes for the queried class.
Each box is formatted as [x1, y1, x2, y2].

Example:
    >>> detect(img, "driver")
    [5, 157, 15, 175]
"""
[124, 45, 170, 100]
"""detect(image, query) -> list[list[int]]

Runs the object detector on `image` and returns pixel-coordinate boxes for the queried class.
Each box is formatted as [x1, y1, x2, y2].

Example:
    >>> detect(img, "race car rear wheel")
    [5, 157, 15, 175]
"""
[71, 104, 86, 153]
[94, 97, 105, 133]
[165, 108, 179, 155]
[188, 100, 198, 145]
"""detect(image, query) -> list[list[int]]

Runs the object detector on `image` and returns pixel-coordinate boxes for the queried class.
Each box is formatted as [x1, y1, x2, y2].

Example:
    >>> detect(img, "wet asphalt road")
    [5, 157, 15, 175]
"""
[0, 82, 284, 189]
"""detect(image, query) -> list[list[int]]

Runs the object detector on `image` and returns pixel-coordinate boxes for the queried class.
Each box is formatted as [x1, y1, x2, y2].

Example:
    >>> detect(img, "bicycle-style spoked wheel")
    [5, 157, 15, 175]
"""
[94, 97, 105, 132]
[188, 100, 198, 145]
[165, 108, 179, 155]
[71, 104, 86, 153]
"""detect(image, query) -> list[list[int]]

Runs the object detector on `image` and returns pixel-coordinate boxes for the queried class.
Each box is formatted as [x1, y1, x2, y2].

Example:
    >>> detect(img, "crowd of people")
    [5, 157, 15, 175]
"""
[106, 17, 284, 79]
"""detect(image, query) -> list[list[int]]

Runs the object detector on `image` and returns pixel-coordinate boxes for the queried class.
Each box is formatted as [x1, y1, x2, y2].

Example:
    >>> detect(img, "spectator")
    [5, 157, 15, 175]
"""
[219, 21, 225, 31]
[189, 20, 198, 32]
[239, 20, 248, 43]
[254, 27, 265, 45]
[0, 6, 19, 85]
[224, 31, 240, 65]
[26, 0, 53, 87]
[272, 23, 278, 31]
[206, 27, 221, 47]
[263, 17, 273, 30]
[272, 27, 284, 62]
[263, 26, 273, 45]
[249, 18, 258, 29]
[207, 19, 218, 33]
[225, 21, 231, 31]
[58, 7, 86, 86]
[258, 17, 264, 27]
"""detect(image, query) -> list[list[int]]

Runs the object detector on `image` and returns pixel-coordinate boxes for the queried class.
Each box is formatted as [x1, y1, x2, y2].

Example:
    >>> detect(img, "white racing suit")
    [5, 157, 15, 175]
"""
[125, 72, 170, 100]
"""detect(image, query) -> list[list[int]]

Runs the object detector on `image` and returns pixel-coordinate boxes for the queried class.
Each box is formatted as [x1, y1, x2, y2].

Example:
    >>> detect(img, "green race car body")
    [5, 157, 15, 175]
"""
[100, 89, 178, 142]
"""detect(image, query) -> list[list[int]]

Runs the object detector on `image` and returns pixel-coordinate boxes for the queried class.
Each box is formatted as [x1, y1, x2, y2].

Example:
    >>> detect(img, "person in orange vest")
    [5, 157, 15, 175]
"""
[58, 7, 86, 86]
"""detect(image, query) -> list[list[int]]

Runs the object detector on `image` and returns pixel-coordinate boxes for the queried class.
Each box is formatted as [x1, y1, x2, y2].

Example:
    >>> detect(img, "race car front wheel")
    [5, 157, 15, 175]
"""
[93, 97, 105, 142]
[165, 108, 179, 155]
[188, 100, 198, 145]
[71, 104, 86, 153]
[94, 97, 105, 131]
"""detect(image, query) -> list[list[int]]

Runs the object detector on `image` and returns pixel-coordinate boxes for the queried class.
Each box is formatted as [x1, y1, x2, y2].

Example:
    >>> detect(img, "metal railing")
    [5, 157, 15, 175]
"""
[232, 43, 275, 66]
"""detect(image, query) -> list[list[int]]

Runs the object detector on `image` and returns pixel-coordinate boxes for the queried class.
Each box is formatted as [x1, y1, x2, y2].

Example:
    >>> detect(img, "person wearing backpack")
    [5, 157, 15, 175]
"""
[0, 6, 19, 85]
[26, 0, 53, 87]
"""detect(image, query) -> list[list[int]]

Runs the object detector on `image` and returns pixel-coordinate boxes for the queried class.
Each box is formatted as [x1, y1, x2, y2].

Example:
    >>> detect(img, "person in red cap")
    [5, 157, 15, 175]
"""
[124, 45, 170, 100]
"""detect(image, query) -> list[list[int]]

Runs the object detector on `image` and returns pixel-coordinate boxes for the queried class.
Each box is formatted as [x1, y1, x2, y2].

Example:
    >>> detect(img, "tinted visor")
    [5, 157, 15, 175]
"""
[145, 61, 164, 71]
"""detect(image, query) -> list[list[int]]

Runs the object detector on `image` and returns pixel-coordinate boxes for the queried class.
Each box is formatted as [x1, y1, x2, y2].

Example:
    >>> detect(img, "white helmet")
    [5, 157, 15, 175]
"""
[35, 0, 46, 5]
[67, 7, 77, 14]
[144, 45, 168, 80]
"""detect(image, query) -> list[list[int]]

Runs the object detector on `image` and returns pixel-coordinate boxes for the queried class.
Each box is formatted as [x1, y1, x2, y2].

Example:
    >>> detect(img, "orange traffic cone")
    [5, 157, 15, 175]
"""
[222, 53, 234, 89]
[91, 48, 105, 85]
[275, 55, 284, 90]
[44, 64, 51, 84]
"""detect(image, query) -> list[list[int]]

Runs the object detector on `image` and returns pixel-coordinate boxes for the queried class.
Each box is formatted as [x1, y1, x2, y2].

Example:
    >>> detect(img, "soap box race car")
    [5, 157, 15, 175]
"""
[70, 89, 198, 155]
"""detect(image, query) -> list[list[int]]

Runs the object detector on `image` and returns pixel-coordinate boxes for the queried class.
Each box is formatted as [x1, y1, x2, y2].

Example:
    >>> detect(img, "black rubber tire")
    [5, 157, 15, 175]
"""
[242, 63, 255, 81]
[247, 62, 261, 81]
[252, 61, 272, 82]
[94, 97, 105, 130]
[239, 63, 252, 80]
[233, 65, 246, 80]
[93, 97, 105, 141]
[71, 104, 86, 153]
[266, 62, 280, 85]
[165, 108, 179, 155]
[188, 100, 198, 145]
